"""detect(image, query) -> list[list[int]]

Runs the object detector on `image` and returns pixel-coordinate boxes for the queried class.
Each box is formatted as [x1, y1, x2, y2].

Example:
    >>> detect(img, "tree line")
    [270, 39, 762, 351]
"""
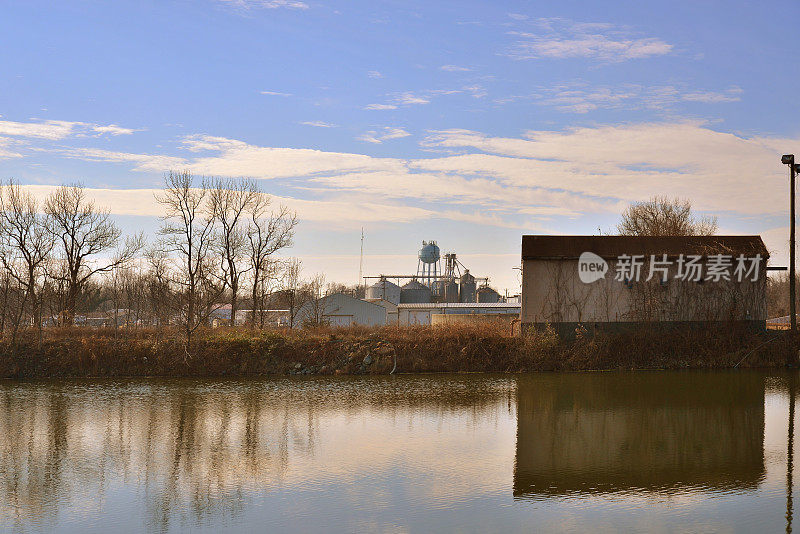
[0, 170, 299, 348]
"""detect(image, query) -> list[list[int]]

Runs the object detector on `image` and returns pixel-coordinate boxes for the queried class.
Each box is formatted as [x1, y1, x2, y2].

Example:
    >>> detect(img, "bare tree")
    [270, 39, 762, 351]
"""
[155, 170, 221, 350]
[209, 178, 260, 326]
[246, 194, 296, 328]
[44, 184, 140, 325]
[281, 258, 307, 328]
[302, 273, 328, 327]
[617, 196, 718, 236]
[0, 181, 54, 344]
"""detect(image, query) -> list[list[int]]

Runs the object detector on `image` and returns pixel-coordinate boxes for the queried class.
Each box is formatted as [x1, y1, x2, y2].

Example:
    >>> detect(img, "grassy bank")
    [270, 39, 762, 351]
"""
[0, 322, 797, 379]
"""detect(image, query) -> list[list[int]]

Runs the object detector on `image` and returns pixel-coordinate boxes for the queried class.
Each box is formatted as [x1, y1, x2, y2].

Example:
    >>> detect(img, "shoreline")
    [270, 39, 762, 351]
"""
[0, 323, 795, 379]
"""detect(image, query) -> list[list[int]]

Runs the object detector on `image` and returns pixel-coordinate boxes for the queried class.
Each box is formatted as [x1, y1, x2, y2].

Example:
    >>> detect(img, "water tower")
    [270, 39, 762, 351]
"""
[416, 240, 441, 287]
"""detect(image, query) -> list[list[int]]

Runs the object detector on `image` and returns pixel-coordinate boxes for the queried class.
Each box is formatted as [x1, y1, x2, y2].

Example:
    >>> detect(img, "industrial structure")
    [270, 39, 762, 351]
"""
[364, 240, 502, 309]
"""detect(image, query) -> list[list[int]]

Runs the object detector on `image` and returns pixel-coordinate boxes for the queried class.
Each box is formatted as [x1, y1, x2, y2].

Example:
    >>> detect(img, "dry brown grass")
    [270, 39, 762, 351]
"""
[0, 321, 794, 379]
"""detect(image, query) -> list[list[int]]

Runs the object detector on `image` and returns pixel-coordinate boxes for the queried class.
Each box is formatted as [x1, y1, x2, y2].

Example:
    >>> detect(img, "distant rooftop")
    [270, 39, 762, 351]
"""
[522, 235, 769, 260]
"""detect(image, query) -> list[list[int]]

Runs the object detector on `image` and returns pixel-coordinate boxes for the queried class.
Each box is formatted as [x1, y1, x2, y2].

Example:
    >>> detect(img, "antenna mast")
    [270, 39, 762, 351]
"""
[358, 227, 364, 291]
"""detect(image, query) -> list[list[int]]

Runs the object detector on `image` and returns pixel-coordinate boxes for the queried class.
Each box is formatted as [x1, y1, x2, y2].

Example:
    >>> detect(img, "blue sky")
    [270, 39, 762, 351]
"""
[1, 0, 799, 292]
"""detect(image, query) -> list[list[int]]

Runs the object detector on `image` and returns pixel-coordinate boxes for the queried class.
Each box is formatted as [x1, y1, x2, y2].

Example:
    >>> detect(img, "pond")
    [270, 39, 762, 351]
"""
[0, 371, 796, 533]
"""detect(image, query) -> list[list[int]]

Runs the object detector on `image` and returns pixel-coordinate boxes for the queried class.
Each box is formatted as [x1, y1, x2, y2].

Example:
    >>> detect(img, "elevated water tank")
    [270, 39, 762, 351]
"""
[418, 241, 440, 264]
[459, 270, 476, 303]
[477, 286, 501, 303]
[400, 279, 432, 303]
[365, 277, 401, 305]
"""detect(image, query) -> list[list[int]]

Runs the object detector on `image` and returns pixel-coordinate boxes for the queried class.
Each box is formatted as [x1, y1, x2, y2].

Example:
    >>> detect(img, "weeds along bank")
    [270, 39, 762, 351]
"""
[0, 323, 794, 379]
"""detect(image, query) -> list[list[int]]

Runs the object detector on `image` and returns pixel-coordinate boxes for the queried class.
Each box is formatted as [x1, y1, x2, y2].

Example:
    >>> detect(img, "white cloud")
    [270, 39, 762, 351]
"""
[299, 121, 337, 128]
[519, 83, 742, 113]
[91, 124, 140, 136]
[0, 119, 81, 139]
[420, 122, 800, 215]
[682, 87, 743, 103]
[0, 118, 138, 140]
[440, 65, 471, 72]
[25, 121, 800, 245]
[394, 92, 430, 105]
[51, 147, 188, 172]
[367, 70, 383, 78]
[505, 18, 673, 62]
[260, 90, 292, 96]
[0, 137, 22, 159]
[364, 103, 398, 110]
[357, 127, 411, 144]
[181, 134, 404, 178]
[218, 0, 308, 9]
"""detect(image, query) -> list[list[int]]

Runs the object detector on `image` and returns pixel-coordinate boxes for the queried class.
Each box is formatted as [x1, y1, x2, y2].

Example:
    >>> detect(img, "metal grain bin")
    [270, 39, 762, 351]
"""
[400, 279, 432, 303]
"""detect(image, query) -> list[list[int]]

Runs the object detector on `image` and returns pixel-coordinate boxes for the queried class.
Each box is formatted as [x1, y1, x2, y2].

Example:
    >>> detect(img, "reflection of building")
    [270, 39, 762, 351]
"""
[513, 372, 766, 497]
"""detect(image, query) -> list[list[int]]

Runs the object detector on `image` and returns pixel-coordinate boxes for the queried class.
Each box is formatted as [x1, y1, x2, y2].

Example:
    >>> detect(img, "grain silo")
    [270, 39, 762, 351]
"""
[459, 270, 476, 303]
[400, 279, 432, 303]
[477, 286, 501, 303]
[365, 277, 401, 305]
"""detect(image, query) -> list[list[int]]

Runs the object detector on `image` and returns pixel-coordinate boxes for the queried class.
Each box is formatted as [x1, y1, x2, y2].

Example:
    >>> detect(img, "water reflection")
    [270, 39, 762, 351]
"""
[514, 372, 766, 497]
[1, 372, 799, 533]
[0, 376, 514, 532]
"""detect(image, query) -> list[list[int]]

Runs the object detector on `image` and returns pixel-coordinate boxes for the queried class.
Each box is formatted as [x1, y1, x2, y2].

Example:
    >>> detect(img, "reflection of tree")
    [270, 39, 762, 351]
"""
[0, 377, 511, 531]
[514, 372, 767, 497]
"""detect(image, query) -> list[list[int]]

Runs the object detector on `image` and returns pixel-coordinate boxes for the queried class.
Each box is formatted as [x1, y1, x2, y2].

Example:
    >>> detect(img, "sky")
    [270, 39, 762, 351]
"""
[1, 0, 799, 293]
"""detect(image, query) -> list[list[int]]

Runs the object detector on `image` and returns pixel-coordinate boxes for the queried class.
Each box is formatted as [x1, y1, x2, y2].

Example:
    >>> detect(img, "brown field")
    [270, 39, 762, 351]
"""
[0, 321, 797, 379]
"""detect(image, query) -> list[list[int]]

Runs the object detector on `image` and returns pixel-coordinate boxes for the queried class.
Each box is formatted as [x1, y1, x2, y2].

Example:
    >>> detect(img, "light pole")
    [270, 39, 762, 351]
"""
[783, 155, 800, 332]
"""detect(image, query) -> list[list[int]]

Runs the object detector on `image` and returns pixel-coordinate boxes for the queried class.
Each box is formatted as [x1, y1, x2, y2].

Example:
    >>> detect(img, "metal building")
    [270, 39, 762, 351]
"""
[459, 270, 477, 303]
[294, 293, 387, 327]
[520, 235, 770, 333]
[365, 277, 401, 304]
[400, 279, 432, 303]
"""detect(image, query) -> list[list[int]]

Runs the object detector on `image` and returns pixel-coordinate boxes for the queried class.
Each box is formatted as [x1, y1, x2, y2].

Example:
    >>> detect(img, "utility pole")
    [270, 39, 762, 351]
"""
[358, 227, 364, 293]
[783, 155, 799, 331]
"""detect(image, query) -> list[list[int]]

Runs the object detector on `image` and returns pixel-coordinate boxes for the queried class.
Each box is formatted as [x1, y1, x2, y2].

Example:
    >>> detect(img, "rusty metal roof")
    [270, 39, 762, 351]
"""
[522, 235, 770, 260]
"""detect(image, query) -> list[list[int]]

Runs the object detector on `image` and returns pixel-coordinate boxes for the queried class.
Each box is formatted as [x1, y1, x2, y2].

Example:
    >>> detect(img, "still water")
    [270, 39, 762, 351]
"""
[0, 371, 797, 533]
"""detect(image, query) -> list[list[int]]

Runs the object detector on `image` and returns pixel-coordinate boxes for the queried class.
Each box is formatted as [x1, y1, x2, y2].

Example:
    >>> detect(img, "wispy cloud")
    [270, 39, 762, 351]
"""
[357, 127, 411, 144]
[394, 92, 430, 105]
[0, 137, 22, 159]
[367, 70, 383, 78]
[440, 65, 471, 72]
[260, 90, 292, 96]
[50, 147, 187, 171]
[505, 18, 672, 62]
[499, 84, 743, 113]
[0, 118, 139, 140]
[364, 103, 398, 110]
[91, 124, 142, 136]
[299, 121, 337, 128]
[218, 0, 308, 10]
[368, 85, 487, 109]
